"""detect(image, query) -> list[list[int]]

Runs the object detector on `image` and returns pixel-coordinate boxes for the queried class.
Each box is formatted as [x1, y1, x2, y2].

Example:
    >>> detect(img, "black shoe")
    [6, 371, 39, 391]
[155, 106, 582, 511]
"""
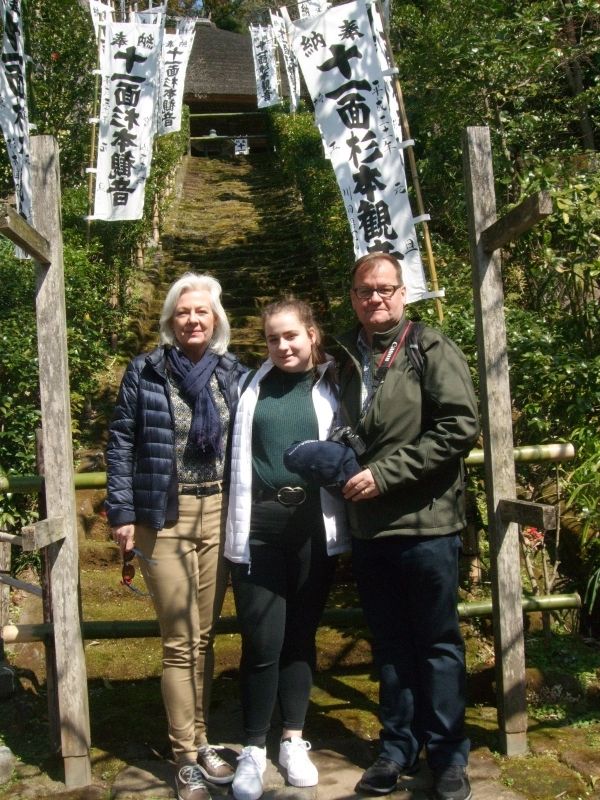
[356, 758, 402, 795]
[432, 765, 472, 800]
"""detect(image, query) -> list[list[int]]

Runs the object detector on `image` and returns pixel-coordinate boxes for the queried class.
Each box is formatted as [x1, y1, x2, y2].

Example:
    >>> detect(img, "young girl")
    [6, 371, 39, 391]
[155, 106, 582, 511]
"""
[225, 298, 349, 800]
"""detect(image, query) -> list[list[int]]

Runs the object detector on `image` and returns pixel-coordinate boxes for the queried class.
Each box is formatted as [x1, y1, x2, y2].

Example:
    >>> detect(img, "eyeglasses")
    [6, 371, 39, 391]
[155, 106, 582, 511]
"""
[352, 284, 401, 300]
[120, 548, 156, 596]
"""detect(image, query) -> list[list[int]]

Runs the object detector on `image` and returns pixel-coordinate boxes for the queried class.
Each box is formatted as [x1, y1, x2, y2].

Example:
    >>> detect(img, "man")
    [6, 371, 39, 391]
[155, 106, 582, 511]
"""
[336, 252, 479, 800]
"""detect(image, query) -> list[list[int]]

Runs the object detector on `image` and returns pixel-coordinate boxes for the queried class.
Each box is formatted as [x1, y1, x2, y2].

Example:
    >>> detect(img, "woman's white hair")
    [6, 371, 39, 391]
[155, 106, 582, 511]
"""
[159, 272, 231, 356]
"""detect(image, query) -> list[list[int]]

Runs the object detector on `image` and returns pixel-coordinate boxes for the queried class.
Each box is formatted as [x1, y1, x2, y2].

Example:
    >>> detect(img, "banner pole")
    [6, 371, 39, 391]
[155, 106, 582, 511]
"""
[86, 72, 99, 243]
[374, 0, 443, 321]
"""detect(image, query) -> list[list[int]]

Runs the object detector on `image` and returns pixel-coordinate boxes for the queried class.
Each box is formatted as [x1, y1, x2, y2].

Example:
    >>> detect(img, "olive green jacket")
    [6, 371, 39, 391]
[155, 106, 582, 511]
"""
[336, 317, 479, 539]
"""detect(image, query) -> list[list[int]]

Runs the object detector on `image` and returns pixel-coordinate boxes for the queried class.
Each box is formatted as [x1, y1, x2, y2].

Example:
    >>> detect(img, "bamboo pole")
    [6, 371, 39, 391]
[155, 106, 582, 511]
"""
[1, 593, 582, 643]
[0, 443, 576, 495]
[374, 0, 443, 321]
[86, 71, 100, 242]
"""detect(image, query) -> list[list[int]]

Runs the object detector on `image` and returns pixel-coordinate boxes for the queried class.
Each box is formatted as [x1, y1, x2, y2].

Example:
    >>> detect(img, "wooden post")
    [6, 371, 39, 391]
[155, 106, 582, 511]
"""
[36, 429, 61, 754]
[30, 136, 92, 787]
[0, 542, 10, 654]
[462, 126, 528, 755]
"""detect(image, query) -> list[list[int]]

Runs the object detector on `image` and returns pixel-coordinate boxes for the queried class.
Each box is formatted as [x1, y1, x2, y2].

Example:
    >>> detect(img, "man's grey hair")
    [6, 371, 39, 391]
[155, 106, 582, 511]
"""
[352, 252, 404, 286]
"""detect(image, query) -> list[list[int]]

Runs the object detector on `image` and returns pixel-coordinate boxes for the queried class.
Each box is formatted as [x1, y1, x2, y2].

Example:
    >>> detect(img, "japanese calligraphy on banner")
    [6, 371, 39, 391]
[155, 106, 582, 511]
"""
[88, 0, 114, 40]
[234, 136, 250, 156]
[93, 22, 161, 221]
[157, 17, 196, 135]
[289, 0, 430, 302]
[131, 4, 166, 25]
[249, 24, 280, 108]
[0, 0, 32, 238]
[367, 0, 402, 148]
[270, 11, 300, 111]
[297, 0, 330, 19]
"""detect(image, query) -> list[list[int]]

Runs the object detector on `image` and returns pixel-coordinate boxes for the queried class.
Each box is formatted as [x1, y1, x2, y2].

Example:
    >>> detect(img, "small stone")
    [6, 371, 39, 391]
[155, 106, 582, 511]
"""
[0, 745, 16, 785]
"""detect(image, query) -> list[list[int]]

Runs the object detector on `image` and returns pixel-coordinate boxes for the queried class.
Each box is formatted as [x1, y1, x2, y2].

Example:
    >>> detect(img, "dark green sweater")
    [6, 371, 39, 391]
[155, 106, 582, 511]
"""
[252, 367, 318, 489]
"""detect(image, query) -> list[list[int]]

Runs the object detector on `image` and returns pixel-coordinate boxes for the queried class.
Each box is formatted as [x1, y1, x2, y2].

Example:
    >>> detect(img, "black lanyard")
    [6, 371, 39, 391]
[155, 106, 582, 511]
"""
[357, 321, 413, 427]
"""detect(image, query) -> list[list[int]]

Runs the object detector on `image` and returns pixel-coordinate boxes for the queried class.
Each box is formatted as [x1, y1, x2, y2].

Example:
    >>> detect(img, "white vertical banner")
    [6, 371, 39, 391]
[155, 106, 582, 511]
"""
[131, 5, 166, 136]
[270, 11, 300, 111]
[297, 0, 330, 19]
[92, 22, 161, 221]
[290, 0, 429, 302]
[0, 0, 32, 238]
[88, 0, 114, 41]
[249, 24, 281, 108]
[130, 4, 166, 25]
[157, 18, 196, 136]
[234, 136, 250, 156]
[367, 0, 403, 147]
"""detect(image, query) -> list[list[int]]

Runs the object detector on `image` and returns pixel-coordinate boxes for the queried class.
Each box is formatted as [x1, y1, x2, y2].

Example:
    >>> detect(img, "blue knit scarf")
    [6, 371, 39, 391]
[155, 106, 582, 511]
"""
[167, 348, 222, 460]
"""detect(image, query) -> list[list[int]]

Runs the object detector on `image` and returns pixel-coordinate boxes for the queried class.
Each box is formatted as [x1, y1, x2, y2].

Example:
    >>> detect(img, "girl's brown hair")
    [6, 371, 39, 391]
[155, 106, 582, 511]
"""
[261, 296, 327, 368]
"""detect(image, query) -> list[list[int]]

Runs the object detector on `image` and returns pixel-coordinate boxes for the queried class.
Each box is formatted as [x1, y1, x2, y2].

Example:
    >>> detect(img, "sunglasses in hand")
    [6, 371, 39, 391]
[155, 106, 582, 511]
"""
[120, 547, 156, 596]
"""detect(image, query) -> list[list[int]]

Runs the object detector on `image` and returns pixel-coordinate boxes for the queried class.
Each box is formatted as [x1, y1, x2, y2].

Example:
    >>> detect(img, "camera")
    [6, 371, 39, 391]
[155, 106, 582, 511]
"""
[328, 425, 367, 457]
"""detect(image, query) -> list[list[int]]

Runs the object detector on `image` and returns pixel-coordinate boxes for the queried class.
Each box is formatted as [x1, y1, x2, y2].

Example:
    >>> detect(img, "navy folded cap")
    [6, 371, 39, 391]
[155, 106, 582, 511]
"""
[283, 440, 362, 487]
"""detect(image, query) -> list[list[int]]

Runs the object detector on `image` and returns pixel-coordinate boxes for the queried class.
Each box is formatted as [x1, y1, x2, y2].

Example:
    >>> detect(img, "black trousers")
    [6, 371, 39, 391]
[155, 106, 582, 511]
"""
[352, 533, 469, 770]
[230, 495, 337, 746]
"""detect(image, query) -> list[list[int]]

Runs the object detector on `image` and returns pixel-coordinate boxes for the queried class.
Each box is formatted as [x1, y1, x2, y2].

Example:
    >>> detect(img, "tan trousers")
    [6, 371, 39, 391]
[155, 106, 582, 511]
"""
[135, 492, 228, 764]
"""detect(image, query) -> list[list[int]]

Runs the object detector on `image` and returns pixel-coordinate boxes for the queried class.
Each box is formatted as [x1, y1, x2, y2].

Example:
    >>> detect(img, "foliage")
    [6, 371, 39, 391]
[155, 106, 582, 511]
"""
[392, 0, 599, 236]
[201, 0, 275, 31]
[0, 224, 122, 531]
[25, 0, 97, 185]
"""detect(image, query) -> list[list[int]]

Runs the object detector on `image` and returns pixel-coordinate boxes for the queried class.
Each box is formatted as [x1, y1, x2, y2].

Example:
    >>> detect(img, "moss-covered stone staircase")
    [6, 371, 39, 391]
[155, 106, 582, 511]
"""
[155, 152, 328, 365]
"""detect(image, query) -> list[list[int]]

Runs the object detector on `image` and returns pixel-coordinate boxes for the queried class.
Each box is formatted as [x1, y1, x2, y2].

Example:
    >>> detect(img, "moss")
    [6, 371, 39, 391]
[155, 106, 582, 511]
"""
[501, 753, 588, 800]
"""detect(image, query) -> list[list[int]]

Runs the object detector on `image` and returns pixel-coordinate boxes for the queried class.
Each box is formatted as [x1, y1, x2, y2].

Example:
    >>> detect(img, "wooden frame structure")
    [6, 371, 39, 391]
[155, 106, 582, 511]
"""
[0, 136, 91, 787]
[0, 125, 570, 781]
[463, 126, 556, 754]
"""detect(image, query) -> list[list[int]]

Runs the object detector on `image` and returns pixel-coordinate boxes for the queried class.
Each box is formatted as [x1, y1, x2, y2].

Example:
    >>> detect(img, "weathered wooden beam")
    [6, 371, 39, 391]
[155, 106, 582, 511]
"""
[481, 191, 552, 253]
[21, 517, 66, 552]
[0, 202, 51, 265]
[498, 499, 557, 530]
[189, 134, 267, 141]
[0, 574, 43, 597]
[463, 125, 528, 757]
[31, 136, 91, 788]
[188, 112, 264, 118]
[0, 543, 10, 639]
[0, 531, 23, 546]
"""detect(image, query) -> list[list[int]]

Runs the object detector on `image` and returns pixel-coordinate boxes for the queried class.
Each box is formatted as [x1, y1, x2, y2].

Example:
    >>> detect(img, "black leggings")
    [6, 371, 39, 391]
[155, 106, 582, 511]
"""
[230, 496, 337, 746]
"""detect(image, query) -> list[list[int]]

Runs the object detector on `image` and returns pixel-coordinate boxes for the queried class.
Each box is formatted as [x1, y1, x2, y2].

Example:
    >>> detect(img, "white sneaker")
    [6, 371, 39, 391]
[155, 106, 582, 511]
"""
[278, 737, 318, 787]
[232, 745, 267, 800]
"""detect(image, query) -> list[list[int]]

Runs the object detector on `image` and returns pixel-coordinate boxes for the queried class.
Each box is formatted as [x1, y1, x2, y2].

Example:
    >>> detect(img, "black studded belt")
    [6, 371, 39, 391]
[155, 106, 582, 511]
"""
[179, 481, 223, 497]
[253, 486, 307, 506]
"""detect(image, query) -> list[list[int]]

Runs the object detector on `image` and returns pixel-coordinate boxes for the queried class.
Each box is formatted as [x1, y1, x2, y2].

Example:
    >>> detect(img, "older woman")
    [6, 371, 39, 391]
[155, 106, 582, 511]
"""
[106, 272, 247, 800]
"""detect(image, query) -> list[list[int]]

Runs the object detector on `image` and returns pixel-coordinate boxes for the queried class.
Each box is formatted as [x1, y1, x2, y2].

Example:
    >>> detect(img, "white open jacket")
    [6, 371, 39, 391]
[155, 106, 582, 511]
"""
[225, 358, 351, 564]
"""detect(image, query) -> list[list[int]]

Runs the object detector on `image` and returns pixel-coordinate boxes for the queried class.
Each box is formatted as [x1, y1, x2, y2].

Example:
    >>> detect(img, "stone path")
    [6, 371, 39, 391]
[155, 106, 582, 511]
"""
[106, 744, 528, 800]
[156, 153, 329, 365]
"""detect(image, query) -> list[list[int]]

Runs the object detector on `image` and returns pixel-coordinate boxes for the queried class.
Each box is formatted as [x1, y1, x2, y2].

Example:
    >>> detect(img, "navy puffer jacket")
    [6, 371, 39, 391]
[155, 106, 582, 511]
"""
[105, 346, 247, 530]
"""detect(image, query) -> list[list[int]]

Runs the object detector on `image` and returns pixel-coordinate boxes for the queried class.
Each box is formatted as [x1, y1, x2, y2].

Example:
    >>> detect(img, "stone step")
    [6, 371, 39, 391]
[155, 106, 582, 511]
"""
[146, 152, 329, 368]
